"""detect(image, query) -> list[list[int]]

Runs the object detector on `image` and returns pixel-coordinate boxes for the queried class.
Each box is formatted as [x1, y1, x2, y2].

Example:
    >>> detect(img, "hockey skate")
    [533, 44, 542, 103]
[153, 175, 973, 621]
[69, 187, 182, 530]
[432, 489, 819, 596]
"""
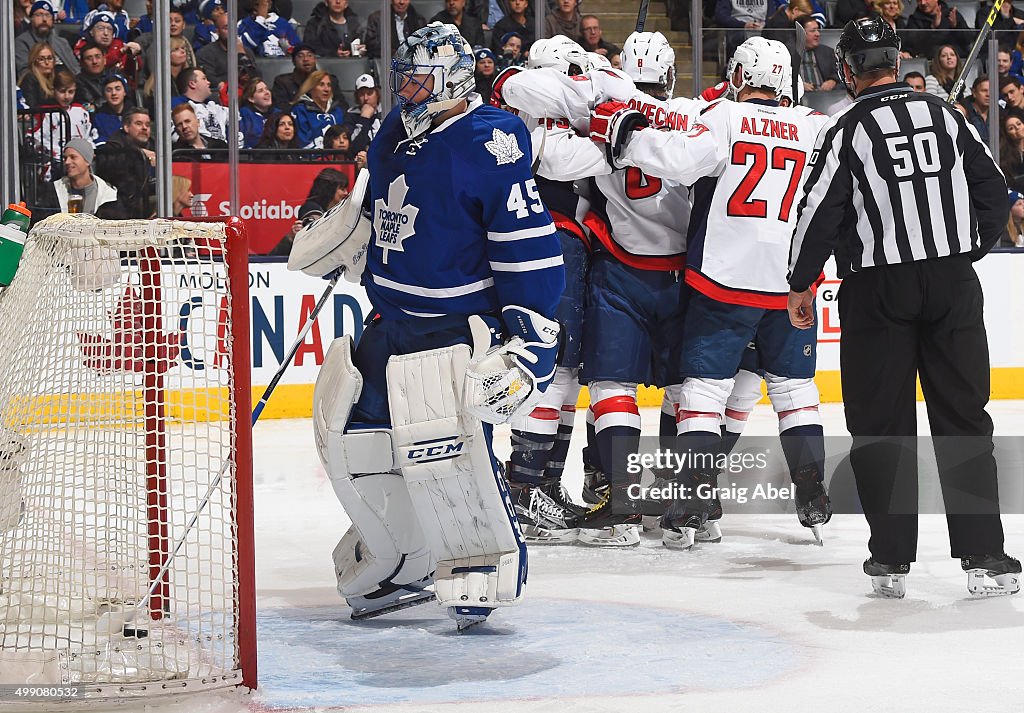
[348, 577, 436, 620]
[661, 473, 718, 550]
[863, 558, 910, 599]
[575, 489, 641, 547]
[962, 553, 1022, 598]
[694, 497, 724, 544]
[580, 462, 609, 506]
[793, 470, 831, 545]
[510, 481, 580, 544]
[448, 605, 493, 631]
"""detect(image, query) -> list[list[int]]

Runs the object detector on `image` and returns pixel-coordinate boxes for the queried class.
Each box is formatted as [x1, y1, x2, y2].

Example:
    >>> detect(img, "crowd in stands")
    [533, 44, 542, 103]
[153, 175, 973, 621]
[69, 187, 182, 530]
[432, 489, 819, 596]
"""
[9, 0, 1024, 246]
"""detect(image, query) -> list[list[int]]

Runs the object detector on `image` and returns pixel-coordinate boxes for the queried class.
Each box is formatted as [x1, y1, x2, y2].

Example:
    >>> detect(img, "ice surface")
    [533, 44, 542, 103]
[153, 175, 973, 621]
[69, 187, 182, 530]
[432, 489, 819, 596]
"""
[77, 403, 1024, 713]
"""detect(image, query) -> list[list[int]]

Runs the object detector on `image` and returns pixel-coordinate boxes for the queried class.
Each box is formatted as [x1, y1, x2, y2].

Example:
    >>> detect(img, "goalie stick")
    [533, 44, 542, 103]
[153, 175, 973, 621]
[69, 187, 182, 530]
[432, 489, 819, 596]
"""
[947, 0, 1004, 104]
[97, 271, 343, 635]
[636, 0, 650, 32]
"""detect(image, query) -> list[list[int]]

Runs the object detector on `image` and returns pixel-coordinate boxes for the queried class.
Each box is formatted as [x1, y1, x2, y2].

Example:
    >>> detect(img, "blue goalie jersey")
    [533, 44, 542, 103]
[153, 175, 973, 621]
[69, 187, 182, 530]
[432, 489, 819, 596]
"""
[364, 97, 564, 321]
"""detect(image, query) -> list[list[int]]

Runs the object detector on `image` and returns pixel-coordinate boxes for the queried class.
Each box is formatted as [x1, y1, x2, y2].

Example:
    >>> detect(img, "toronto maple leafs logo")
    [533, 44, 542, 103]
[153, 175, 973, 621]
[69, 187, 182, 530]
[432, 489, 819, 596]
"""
[373, 176, 419, 264]
[484, 128, 524, 165]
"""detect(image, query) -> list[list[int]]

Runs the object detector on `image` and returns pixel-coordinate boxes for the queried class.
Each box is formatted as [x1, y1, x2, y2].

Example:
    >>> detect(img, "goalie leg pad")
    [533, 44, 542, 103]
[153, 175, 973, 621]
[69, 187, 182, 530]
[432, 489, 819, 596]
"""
[387, 345, 527, 609]
[314, 336, 434, 598]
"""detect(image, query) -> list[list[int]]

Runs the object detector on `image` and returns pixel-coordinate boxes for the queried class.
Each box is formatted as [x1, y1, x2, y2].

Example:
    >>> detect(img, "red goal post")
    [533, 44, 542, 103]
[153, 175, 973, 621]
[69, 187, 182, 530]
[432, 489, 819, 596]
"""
[0, 215, 255, 701]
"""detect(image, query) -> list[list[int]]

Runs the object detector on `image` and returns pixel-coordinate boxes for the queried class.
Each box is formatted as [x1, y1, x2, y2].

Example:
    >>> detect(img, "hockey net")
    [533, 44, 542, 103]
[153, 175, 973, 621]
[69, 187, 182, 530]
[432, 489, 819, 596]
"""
[0, 215, 255, 701]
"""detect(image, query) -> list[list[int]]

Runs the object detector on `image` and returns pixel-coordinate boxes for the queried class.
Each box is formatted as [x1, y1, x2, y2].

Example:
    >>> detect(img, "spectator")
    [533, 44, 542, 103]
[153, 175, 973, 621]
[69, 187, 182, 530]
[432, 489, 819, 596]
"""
[714, 0, 766, 30]
[193, 0, 226, 51]
[255, 110, 302, 149]
[474, 47, 497, 99]
[431, 0, 485, 49]
[14, 0, 32, 36]
[579, 15, 619, 57]
[997, 49, 1014, 79]
[15, 1, 80, 77]
[142, 36, 195, 104]
[240, 78, 276, 148]
[964, 75, 991, 143]
[497, 32, 527, 68]
[50, 69, 96, 140]
[75, 42, 108, 109]
[323, 124, 352, 155]
[173, 67, 232, 144]
[239, 0, 293, 18]
[41, 139, 119, 214]
[19, 42, 58, 108]
[364, 0, 428, 58]
[171, 103, 229, 154]
[93, 73, 132, 144]
[197, 11, 258, 89]
[467, 0, 505, 29]
[105, 107, 156, 167]
[873, 0, 908, 31]
[609, 51, 621, 68]
[795, 15, 838, 92]
[303, 0, 363, 57]
[1001, 75, 1024, 111]
[835, 0, 872, 24]
[172, 175, 195, 217]
[269, 168, 350, 256]
[490, 0, 533, 54]
[999, 112, 1024, 188]
[141, 9, 192, 77]
[925, 44, 963, 100]
[81, 1, 132, 41]
[73, 11, 143, 86]
[544, 0, 581, 39]
[977, 0, 1024, 34]
[239, 0, 302, 57]
[1004, 189, 1024, 247]
[905, 0, 969, 60]
[270, 44, 345, 110]
[763, 0, 812, 46]
[292, 70, 346, 147]
[903, 70, 927, 91]
[342, 73, 381, 154]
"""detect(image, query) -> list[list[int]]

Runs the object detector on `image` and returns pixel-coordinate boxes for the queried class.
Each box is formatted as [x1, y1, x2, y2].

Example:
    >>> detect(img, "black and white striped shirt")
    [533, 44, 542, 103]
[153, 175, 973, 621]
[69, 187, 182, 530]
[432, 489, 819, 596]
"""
[787, 82, 1008, 292]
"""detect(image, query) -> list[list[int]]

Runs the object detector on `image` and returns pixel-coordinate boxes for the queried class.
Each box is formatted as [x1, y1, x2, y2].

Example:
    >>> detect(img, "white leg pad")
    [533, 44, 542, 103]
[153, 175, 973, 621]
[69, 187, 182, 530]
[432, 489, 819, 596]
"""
[764, 372, 821, 430]
[387, 344, 526, 609]
[677, 377, 733, 434]
[314, 336, 434, 598]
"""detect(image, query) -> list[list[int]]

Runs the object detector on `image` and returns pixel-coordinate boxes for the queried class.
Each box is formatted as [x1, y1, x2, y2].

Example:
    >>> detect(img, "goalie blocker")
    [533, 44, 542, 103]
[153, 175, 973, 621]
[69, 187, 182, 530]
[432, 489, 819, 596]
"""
[288, 168, 371, 282]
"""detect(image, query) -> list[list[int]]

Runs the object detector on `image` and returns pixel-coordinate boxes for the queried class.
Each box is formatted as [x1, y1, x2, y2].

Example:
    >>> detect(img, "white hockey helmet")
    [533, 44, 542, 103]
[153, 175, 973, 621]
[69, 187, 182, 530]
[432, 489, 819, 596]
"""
[527, 35, 590, 75]
[621, 31, 676, 98]
[586, 51, 611, 70]
[390, 22, 476, 138]
[726, 36, 791, 100]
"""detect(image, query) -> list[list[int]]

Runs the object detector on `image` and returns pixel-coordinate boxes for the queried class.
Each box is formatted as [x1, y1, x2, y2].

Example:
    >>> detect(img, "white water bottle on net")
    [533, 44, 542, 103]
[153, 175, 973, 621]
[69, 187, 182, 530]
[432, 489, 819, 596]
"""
[0, 215, 255, 702]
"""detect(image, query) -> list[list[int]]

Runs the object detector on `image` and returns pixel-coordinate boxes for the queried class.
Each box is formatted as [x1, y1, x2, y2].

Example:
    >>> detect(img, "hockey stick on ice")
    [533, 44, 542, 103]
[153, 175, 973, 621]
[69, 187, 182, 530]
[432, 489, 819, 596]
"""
[947, 0, 1004, 104]
[97, 272, 342, 635]
[636, 0, 650, 32]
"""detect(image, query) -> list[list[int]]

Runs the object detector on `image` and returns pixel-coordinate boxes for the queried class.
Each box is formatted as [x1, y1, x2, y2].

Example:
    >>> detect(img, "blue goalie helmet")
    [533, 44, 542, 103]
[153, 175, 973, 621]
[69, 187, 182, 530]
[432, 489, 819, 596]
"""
[390, 22, 476, 138]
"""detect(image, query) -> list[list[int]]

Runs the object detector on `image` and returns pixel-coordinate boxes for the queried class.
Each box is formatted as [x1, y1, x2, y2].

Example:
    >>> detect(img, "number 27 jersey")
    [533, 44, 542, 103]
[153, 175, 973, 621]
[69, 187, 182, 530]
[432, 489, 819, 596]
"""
[620, 98, 828, 307]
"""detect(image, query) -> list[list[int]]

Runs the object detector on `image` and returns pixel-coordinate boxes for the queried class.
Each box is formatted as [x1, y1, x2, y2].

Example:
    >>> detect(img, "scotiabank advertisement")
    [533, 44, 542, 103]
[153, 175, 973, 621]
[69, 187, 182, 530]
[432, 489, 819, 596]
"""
[171, 162, 357, 254]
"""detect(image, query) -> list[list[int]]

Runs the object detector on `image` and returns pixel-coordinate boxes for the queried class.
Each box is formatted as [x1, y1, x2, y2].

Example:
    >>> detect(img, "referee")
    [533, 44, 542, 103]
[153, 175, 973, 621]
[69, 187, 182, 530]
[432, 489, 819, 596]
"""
[786, 16, 1020, 598]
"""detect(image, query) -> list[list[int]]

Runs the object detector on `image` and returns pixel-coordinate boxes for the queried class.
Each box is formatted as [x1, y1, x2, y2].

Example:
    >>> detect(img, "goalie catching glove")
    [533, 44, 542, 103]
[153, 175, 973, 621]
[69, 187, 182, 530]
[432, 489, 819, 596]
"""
[589, 101, 649, 169]
[287, 168, 371, 282]
[464, 306, 560, 425]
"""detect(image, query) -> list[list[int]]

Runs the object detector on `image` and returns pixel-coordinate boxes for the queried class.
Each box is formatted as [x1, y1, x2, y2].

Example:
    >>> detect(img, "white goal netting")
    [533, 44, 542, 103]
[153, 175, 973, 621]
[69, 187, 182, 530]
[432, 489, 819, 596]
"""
[0, 215, 254, 701]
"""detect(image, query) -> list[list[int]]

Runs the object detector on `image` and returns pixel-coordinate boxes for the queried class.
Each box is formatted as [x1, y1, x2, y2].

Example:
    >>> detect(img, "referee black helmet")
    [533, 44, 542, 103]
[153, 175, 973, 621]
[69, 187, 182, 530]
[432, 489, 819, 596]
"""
[835, 17, 901, 92]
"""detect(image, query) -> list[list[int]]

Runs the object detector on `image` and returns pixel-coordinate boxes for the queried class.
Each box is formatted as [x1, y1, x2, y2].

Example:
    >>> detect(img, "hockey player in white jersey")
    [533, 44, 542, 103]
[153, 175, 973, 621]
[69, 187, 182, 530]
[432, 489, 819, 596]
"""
[292, 23, 563, 630]
[590, 37, 833, 549]
[497, 32, 699, 545]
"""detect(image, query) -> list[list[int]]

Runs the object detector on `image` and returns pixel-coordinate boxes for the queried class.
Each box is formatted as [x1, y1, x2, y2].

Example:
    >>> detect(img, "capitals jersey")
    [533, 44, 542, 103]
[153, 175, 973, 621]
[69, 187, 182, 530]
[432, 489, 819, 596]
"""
[503, 67, 700, 270]
[364, 96, 564, 321]
[620, 98, 829, 306]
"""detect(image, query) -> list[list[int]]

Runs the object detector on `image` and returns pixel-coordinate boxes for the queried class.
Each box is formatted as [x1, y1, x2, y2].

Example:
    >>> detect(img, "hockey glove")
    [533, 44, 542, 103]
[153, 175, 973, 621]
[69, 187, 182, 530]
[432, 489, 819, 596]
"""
[589, 101, 649, 169]
[288, 168, 371, 282]
[490, 65, 526, 109]
[700, 81, 729, 102]
[463, 307, 560, 424]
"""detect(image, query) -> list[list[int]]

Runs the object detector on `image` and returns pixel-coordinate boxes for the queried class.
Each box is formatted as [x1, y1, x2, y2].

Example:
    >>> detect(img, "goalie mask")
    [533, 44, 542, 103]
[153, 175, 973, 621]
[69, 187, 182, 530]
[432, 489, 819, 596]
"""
[621, 31, 676, 99]
[726, 36, 790, 101]
[391, 22, 476, 138]
[527, 35, 590, 75]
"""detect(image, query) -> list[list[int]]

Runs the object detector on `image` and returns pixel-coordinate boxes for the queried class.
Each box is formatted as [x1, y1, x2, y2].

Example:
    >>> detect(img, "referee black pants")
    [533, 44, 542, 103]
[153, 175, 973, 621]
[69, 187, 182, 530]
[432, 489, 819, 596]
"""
[838, 255, 1005, 564]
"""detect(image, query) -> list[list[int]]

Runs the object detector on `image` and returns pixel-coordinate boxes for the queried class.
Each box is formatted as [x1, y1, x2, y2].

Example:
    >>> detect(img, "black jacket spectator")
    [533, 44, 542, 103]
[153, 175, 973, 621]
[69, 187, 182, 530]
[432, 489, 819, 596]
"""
[19, 72, 53, 109]
[197, 37, 258, 88]
[430, 8, 486, 49]
[905, 0, 970, 59]
[835, 0, 872, 25]
[271, 70, 345, 112]
[364, 2, 428, 58]
[490, 12, 534, 53]
[303, 2, 363, 56]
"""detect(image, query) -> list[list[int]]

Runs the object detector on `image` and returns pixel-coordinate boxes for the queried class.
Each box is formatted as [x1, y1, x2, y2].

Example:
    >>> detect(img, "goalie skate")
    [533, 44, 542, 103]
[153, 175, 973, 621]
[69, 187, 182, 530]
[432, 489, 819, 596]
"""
[349, 577, 436, 620]
[864, 558, 909, 599]
[449, 605, 493, 631]
[962, 554, 1022, 598]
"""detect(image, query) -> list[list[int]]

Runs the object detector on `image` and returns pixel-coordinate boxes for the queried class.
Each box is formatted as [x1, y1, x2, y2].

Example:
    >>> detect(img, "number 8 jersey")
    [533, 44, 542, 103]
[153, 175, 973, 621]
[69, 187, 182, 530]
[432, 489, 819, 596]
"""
[619, 98, 829, 307]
